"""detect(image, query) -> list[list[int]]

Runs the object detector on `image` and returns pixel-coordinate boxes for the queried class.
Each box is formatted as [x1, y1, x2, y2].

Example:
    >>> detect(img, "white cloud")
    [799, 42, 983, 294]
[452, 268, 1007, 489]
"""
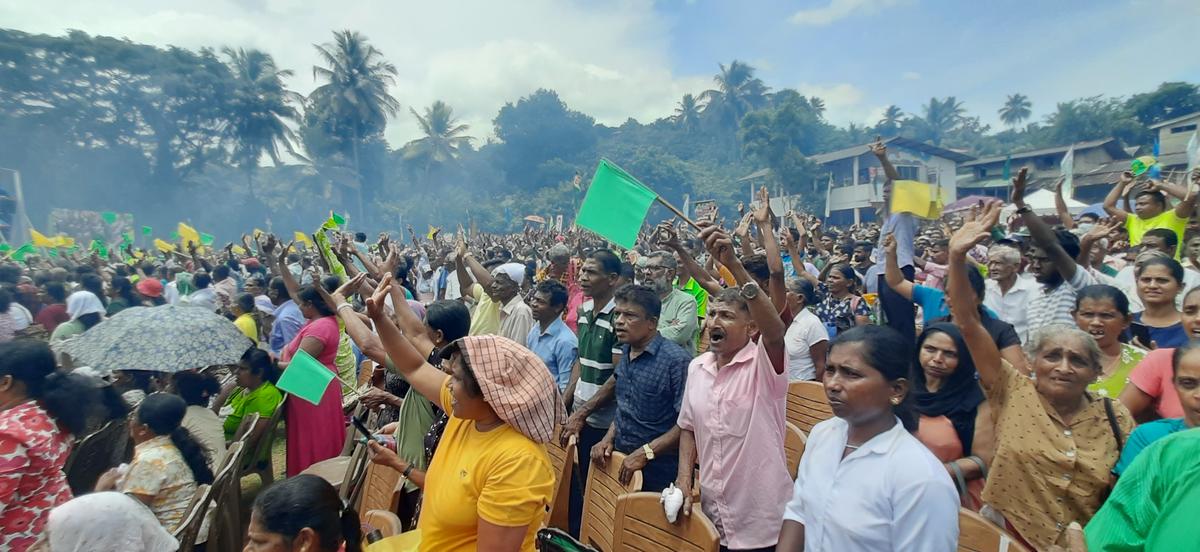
[902, 71, 921, 81]
[0, 0, 714, 145]
[789, 0, 903, 26]
[796, 82, 885, 126]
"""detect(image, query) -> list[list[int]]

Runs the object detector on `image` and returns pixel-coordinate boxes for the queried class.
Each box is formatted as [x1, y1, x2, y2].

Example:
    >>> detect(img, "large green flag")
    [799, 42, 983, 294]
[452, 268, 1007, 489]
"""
[575, 159, 658, 249]
[9, 243, 35, 262]
[275, 349, 335, 405]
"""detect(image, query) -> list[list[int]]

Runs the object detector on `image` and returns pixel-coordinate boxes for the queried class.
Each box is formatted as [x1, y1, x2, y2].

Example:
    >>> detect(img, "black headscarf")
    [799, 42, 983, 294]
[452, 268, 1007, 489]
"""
[913, 323, 986, 455]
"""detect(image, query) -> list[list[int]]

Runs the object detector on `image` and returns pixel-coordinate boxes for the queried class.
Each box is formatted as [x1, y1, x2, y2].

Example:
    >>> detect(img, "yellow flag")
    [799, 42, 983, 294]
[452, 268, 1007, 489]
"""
[154, 239, 176, 253]
[426, 225, 441, 240]
[253, 228, 266, 239]
[177, 222, 201, 247]
[890, 180, 948, 219]
[231, 245, 247, 255]
[31, 229, 55, 248]
[293, 231, 312, 246]
[54, 236, 75, 248]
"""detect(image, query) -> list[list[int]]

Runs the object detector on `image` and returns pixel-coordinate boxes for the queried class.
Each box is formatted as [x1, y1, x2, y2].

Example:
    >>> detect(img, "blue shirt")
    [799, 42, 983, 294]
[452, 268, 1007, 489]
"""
[526, 317, 578, 391]
[911, 285, 998, 324]
[612, 334, 690, 453]
[1114, 417, 1189, 476]
[269, 299, 305, 355]
[1131, 313, 1189, 349]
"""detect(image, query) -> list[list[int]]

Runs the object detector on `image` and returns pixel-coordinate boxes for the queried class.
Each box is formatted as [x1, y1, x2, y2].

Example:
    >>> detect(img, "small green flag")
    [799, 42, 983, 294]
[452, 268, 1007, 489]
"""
[10, 243, 36, 262]
[332, 212, 346, 226]
[142, 226, 153, 236]
[121, 232, 134, 245]
[0, 244, 9, 253]
[100, 211, 117, 224]
[47, 249, 58, 258]
[199, 232, 215, 246]
[575, 159, 658, 249]
[275, 349, 335, 405]
[89, 239, 109, 259]
[170, 230, 180, 240]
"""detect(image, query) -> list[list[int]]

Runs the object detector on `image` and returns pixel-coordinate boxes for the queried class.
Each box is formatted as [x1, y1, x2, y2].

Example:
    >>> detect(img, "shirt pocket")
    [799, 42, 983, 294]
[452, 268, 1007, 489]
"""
[717, 396, 754, 437]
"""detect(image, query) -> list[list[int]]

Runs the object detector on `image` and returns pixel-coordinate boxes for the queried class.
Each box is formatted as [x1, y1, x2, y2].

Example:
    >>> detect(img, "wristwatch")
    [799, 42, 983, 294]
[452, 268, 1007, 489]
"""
[740, 282, 761, 300]
[642, 444, 656, 461]
[1015, 205, 1032, 215]
[402, 463, 415, 479]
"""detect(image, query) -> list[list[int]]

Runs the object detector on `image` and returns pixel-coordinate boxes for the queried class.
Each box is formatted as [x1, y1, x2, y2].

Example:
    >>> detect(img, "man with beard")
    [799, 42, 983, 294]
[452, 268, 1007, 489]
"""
[638, 251, 698, 354]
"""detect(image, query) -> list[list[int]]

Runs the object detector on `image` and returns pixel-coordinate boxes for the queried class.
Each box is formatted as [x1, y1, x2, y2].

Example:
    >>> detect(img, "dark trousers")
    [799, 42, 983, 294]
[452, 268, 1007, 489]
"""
[568, 424, 608, 537]
[878, 265, 916, 338]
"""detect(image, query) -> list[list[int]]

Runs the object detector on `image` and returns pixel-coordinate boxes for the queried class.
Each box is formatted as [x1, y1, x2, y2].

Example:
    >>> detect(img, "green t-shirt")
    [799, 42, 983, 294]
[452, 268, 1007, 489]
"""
[223, 381, 284, 463]
[681, 278, 709, 319]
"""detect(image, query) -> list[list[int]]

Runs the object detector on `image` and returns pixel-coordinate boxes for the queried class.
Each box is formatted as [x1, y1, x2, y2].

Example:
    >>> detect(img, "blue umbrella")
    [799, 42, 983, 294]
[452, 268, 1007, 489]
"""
[55, 304, 253, 373]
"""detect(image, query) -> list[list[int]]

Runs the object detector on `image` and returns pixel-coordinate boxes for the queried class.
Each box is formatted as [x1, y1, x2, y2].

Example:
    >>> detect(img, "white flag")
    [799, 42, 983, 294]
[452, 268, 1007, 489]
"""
[1060, 145, 1075, 199]
[824, 175, 833, 218]
[1187, 130, 1199, 175]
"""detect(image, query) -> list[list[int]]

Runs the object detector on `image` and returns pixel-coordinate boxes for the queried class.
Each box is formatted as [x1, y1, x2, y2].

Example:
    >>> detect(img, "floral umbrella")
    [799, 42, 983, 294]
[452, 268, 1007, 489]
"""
[54, 304, 254, 373]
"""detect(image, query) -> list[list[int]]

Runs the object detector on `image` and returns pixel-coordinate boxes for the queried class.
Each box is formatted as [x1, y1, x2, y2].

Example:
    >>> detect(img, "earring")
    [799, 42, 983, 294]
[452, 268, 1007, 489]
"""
[890, 397, 900, 405]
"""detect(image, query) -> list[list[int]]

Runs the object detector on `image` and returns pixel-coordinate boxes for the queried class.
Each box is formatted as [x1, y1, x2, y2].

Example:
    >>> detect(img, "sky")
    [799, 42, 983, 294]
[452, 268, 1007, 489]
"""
[2, 0, 1198, 149]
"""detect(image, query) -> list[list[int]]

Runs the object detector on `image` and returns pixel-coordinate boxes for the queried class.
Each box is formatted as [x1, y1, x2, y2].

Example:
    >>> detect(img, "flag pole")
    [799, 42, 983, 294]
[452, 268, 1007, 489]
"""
[655, 196, 701, 230]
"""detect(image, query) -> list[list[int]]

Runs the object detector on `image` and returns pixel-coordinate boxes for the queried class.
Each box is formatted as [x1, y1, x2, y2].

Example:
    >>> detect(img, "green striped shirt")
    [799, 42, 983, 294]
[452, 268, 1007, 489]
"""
[573, 298, 619, 429]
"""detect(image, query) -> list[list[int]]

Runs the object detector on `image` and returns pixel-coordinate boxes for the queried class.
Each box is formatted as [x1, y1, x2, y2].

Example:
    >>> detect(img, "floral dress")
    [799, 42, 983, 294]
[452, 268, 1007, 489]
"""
[814, 283, 871, 337]
[0, 401, 73, 552]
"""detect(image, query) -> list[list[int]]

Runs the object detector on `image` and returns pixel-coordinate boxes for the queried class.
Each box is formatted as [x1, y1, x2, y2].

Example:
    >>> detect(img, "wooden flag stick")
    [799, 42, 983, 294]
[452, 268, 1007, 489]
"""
[656, 196, 702, 231]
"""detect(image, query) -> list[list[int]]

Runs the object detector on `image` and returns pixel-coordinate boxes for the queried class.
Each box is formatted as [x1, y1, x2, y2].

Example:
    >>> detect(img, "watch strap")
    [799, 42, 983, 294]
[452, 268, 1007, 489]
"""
[642, 444, 655, 460]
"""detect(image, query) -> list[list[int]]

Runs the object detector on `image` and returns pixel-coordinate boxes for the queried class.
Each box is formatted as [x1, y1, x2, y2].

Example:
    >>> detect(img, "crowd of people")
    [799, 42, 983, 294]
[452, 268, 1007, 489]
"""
[2, 138, 1200, 551]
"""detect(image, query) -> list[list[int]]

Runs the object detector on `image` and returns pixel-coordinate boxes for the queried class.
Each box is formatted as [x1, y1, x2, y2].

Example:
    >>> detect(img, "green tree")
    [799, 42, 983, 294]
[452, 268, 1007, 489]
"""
[1126, 82, 1200, 126]
[739, 91, 824, 210]
[701, 60, 769, 129]
[876, 105, 904, 137]
[673, 93, 704, 131]
[908, 96, 966, 145]
[222, 47, 302, 201]
[999, 93, 1032, 128]
[308, 30, 400, 219]
[493, 89, 597, 190]
[402, 101, 473, 172]
[1042, 96, 1147, 146]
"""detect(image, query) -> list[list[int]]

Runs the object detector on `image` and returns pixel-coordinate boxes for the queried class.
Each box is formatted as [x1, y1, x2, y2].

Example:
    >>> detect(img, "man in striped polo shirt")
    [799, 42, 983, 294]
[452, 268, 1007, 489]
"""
[561, 248, 623, 536]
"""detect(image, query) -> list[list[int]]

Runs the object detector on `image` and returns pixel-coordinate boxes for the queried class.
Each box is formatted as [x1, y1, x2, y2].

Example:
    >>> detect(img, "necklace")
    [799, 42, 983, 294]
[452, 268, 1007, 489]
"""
[844, 443, 861, 450]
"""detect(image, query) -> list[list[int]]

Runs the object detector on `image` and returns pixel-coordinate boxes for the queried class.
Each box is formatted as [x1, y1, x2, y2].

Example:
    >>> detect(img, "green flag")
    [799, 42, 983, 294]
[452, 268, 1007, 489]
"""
[9, 243, 35, 262]
[199, 232, 215, 246]
[100, 211, 117, 224]
[0, 244, 9, 253]
[276, 349, 335, 405]
[575, 159, 658, 249]
[142, 226, 153, 236]
[89, 239, 109, 259]
[332, 212, 346, 226]
[121, 231, 134, 245]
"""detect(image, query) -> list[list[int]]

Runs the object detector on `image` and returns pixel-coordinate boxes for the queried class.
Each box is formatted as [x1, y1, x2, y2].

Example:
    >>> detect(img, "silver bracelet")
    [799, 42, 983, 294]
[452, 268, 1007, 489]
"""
[336, 303, 355, 314]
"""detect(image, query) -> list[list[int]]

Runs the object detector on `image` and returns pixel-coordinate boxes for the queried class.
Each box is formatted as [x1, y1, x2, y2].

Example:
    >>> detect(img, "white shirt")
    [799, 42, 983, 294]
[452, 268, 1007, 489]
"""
[498, 295, 534, 344]
[784, 308, 828, 381]
[184, 287, 218, 311]
[983, 275, 1039, 343]
[7, 303, 32, 330]
[783, 417, 959, 552]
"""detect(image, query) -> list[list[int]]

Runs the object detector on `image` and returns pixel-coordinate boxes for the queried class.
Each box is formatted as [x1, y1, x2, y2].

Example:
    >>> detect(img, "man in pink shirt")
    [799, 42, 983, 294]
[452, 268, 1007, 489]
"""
[675, 223, 791, 551]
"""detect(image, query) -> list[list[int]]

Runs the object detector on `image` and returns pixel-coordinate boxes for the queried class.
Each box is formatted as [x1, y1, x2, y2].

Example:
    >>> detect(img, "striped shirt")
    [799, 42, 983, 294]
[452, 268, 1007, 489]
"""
[573, 298, 620, 429]
[1026, 263, 1094, 334]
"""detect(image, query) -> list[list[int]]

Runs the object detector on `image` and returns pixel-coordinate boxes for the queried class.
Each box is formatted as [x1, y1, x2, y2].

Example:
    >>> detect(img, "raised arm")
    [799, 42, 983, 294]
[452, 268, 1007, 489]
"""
[1103, 171, 1134, 220]
[366, 275, 448, 404]
[870, 136, 900, 181]
[1172, 170, 1199, 219]
[782, 224, 818, 286]
[317, 274, 388, 365]
[752, 186, 788, 313]
[947, 203, 1005, 391]
[883, 234, 915, 300]
[657, 223, 722, 295]
[700, 222, 786, 374]
[1013, 167, 1079, 281]
[1054, 176, 1075, 230]
[262, 235, 302, 303]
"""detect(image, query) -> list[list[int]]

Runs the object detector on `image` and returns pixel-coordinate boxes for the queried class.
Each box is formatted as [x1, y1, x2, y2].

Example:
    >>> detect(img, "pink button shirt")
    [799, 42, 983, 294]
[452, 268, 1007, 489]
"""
[678, 339, 792, 549]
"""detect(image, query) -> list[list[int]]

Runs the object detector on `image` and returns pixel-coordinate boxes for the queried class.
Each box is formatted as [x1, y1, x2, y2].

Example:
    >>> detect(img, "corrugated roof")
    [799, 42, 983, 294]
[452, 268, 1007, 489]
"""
[962, 139, 1118, 167]
[1148, 111, 1200, 130]
[735, 168, 773, 182]
[810, 136, 974, 164]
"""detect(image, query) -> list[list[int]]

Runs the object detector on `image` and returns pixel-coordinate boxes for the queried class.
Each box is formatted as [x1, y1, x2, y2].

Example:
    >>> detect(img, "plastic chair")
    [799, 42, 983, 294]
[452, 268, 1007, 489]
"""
[208, 441, 248, 551]
[363, 509, 404, 539]
[612, 492, 719, 552]
[543, 427, 577, 530]
[957, 508, 1031, 552]
[172, 483, 214, 551]
[579, 451, 643, 552]
[355, 453, 403, 514]
[64, 417, 126, 495]
[231, 412, 261, 444]
[786, 381, 833, 434]
[783, 421, 807, 480]
[241, 395, 287, 486]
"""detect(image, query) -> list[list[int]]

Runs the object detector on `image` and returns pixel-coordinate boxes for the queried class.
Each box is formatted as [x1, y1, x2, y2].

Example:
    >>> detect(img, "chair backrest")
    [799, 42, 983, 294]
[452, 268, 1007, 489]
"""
[786, 381, 834, 434]
[341, 408, 380, 505]
[172, 483, 214, 551]
[580, 451, 643, 552]
[362, 509, 404, 539]
[543, 427, 576, 530]
[783, 422, 807, 480]
[612, 492, 720, 552]
[957, 508, 1031, 552]
[341, 402, 368, 456]
[242, 395, 287, 476]
[208, 441, 248, 551]
[356, 453, 403, 514]
[232, 412, 261, 444]
[64, 417, 126, 495]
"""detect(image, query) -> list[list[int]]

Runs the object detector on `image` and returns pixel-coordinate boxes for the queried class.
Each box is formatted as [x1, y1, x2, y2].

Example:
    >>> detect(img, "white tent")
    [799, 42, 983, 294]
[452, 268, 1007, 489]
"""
[999, 188, 1086, 219]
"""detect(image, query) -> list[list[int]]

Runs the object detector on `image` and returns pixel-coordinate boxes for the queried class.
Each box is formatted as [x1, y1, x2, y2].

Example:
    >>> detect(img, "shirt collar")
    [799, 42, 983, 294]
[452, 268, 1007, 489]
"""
[699, 338, 758, 375]
[622, 333, 664, 358]
[499, 294, 524, 314]
[538, 317, 567, 337]
[136, 434, 173, 452]
[842, 416, 906, 459]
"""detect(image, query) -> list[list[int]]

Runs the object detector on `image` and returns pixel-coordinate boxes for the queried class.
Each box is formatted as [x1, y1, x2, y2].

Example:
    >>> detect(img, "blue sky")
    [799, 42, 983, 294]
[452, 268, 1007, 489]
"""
[2, 0, 1197, 146]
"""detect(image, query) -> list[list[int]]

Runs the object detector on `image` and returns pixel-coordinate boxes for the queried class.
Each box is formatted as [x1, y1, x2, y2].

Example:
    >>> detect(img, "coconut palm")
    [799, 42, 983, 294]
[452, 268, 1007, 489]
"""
[673, 93, 704, 131]
[999, 93, 1032, 128]
[222, 47, 303, 201]
[700, 60, 769, 129]
[403, 101, 473, 171]
[911, 96, 966, 145]
[809, 97, 826, 118]
[310, 30, 400, 216]
[878, 105, 904, 128]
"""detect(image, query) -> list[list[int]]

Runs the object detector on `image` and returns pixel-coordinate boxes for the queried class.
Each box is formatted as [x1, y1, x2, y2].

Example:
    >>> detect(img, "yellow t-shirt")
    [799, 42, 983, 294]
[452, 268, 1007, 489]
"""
[466, 283, 501, 336]
[234, 313, 258, 343]
[417, 380, 555, 552]
[1126, 210, 1186, 257]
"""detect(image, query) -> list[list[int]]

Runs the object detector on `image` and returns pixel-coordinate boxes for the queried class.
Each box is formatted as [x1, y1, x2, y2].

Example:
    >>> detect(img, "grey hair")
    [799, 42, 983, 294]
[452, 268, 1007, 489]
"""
[1023, 324, 1103, 373]
[987, 244, 1021, 265]
[547, 244, 571, 261]
[649, 251, 678, 270]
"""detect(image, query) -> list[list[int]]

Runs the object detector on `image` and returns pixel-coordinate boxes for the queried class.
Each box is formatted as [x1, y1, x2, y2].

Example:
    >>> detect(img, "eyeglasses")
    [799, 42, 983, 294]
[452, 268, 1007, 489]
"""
[637, 265, 671, 274]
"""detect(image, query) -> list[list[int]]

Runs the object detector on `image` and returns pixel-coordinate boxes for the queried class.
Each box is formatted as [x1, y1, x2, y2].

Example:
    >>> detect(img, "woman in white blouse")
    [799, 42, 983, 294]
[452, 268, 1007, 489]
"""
[777, 325, 959, 551]
[783, 278, 829, 381]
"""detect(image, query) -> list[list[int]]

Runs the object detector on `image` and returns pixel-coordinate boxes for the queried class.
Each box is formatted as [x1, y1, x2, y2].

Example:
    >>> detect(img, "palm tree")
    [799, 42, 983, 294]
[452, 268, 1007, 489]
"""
[999, 93, 1032, 128]
[914, 96, 966, 145]
[310, 30, 400, 217]
[878, 105, 904, 128]
[809, 97, 826, 118]
[700, 60, 769, 129]
[673, 93, 704, 131]
[403, 101, 473, 171]
[222, 47, 303, 201]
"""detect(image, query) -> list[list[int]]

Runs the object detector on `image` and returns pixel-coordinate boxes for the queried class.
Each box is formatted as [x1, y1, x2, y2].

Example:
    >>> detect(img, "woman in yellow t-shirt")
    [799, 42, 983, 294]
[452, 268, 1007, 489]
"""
[365, 277, 563, 552]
